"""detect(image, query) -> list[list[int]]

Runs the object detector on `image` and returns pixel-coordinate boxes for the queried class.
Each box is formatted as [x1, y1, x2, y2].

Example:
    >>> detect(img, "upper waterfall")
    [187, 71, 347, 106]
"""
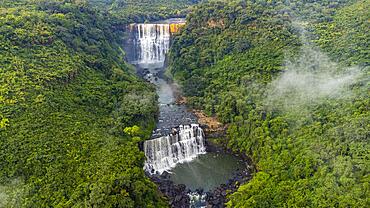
[134, 24, 170, 68]
[125, 19, 185, 68]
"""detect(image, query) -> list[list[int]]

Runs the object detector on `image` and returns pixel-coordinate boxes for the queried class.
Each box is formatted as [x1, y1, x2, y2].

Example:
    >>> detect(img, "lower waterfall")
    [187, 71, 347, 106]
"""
[144, 124, 206, 174]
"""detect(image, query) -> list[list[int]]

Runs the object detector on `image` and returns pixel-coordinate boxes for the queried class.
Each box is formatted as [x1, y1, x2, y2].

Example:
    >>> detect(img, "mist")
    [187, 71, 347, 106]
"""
[0, 179, 24, 208]
[0, 185, 8, 208]
[265, 45, 363, 114]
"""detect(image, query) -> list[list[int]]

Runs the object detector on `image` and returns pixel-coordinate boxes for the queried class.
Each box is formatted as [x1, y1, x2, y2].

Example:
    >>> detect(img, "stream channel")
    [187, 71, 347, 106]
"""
[124, 18, 248, 208]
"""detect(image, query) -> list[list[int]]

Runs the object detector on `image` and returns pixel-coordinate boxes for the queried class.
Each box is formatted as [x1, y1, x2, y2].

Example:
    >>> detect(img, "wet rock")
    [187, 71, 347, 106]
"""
[176, 184, 186, 192]
[162, 171, 171, 180]
[175, 195, 182, 202]
[195, 188, 204, 195]
[221, 190, 226, 196]
[204, 163, 253, 207]
[148, 173, 190, 208]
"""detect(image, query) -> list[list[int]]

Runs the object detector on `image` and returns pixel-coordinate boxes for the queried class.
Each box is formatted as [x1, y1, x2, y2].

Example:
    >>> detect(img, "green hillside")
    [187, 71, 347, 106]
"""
[169, 0, 369, 207]
[90, 0, 200, 23]
[1, 0, 368, 207]
[0, 1, 166, 207]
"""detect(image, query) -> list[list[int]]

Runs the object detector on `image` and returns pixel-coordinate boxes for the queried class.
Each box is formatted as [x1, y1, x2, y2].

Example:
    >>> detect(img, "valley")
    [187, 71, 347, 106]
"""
[0, 0, 368, 208]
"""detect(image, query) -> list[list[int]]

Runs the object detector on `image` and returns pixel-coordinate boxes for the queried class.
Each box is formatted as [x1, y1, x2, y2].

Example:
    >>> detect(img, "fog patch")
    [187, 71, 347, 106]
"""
[265, 46, 363, 114]
[0, 179, 25, 208]
[0, 186, 8, 208]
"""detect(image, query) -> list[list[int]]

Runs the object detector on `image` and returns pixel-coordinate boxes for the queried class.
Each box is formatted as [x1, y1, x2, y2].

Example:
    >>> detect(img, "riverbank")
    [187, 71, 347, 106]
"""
[173, 95, 256, 207]
[203, 143, 253, 207]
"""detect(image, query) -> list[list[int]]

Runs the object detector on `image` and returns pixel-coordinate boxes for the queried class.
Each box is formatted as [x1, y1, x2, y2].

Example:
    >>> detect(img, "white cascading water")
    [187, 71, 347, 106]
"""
[189, 192, 207, 208]
[135, 24, 171, 67]
[144, 124, 206, 174]
[132, 22, 206, 175]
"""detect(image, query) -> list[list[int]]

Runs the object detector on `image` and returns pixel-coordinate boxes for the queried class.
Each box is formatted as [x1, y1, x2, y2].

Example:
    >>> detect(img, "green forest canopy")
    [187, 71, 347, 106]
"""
[0, 0, 167, 207]
[89, 0, 200, 23]
[169, 0, 369, 207]
[0, 0, 369, 207]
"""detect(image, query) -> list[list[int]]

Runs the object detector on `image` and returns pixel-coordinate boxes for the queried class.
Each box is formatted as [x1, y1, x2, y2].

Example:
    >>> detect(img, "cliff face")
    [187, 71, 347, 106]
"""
[127, 21, 185, 35]
[169, 22, 186, 33]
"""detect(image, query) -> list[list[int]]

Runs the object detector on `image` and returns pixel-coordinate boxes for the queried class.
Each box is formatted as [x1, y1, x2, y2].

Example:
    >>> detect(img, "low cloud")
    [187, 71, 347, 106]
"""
[0, 178, 25, 208]
[265, 46, 363, 114]
[0, 187, 8, 208]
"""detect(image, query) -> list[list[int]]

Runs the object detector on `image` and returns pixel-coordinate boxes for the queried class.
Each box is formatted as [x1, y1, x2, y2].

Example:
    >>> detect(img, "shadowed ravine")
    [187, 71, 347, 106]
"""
[124, 19, 247, 208]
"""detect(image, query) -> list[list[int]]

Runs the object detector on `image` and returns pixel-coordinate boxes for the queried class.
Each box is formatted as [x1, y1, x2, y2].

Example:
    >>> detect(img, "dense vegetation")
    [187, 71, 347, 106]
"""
[89, 0, 200, 23]
[1, 0, 369, 207]
[0, 0, 167, 207]
[169, 0, 369, 207]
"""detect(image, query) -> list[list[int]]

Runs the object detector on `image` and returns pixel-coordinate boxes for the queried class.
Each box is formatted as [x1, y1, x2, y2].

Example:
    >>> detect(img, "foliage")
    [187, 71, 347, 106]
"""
[169, 0, 369, 207]
[89, 0, 200, 23]
[313, 0, 370, 66]
[1, 0, 369, 207]
[0, 0, 166, 207]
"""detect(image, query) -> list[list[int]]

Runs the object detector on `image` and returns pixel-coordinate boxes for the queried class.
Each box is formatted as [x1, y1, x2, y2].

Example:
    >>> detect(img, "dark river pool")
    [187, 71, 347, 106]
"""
[169, 152, 244, 191]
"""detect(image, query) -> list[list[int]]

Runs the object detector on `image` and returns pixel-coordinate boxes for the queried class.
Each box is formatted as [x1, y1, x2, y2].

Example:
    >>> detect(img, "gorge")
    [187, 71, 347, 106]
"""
[125, 19, 248, 207]
[1, 1, 367, 207]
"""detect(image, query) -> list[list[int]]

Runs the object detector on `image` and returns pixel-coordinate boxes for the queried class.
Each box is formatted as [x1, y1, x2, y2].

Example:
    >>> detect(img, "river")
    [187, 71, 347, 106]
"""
[124, 19, 246, 207]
